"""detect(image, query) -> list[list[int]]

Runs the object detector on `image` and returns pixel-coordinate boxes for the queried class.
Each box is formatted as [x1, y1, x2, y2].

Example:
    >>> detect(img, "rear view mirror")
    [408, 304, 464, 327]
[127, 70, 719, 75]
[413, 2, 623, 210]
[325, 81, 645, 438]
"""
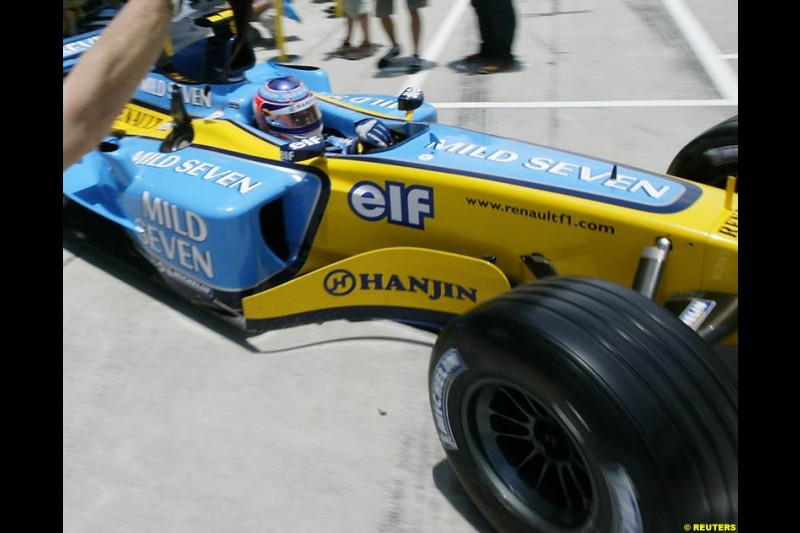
[398, 87, 424, 112]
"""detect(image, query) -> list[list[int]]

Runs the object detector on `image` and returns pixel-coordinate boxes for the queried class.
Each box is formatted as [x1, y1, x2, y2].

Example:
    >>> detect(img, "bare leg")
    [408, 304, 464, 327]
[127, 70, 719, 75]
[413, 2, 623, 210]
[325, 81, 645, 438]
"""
[336, 17, 354, 53]
[345, 17, 354, 44]
[358, 13, 371, 45]
[380, 16, 398, 47]
[410, 9, 421, 56]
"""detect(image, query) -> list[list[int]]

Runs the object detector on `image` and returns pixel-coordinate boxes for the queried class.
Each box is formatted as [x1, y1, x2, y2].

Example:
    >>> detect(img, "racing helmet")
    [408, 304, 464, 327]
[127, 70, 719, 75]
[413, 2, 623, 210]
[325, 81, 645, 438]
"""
[253, 75, 323, 140]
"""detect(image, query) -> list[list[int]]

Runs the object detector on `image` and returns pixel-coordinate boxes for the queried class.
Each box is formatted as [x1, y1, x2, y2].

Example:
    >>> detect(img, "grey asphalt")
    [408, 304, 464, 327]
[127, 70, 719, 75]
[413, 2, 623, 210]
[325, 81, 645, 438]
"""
[63, 1, 738, 532]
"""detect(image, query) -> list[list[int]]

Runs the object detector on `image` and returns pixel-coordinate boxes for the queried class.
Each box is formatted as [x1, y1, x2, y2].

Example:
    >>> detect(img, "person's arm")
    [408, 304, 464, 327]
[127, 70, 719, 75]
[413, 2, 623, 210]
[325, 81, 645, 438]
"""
[251, 0, 272, 17]
[63, 0, 175, 171]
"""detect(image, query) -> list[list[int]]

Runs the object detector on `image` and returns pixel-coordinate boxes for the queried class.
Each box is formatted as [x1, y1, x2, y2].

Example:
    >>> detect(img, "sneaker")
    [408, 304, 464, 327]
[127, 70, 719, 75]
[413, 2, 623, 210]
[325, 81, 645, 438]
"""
[464, 51, 490, 63]
[408, 54, 422, 73]
[378, 44, 401, 68]
[477, 59, 514, 74]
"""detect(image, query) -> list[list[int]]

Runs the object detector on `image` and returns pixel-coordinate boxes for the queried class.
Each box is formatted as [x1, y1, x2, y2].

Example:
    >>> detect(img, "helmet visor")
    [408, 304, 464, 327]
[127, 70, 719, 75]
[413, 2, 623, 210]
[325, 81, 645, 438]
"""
[262, 95, 322, 130]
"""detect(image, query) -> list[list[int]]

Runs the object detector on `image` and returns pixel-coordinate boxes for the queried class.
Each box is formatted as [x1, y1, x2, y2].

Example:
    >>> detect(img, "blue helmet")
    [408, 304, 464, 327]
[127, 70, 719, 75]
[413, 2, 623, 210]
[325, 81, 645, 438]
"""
[253, 76, 323, 140]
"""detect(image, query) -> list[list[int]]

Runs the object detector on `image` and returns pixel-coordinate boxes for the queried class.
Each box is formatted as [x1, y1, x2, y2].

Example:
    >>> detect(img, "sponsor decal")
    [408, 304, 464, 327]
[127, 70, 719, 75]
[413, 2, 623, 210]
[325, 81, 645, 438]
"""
[117, 107, 166, 129]
[274, 95, 315, 115]
[679, 298, 716, 330]
[139, 77, 212, 108]
[322, 270, 477, 302]
[147, 256, 214, 297]
[131, 151, 263, 194]
[710, 250, 732, 282]
[431, 348, 467, 450]
[718, 209, 738, 239]
[349, 180, 433, 229]
[323, 269, 357, 296]
[135, 191, 214, 279]
[425, 138, 678, 202]
[281, 135, 325, 161]
[325, 94, 402, 110]
[63, 35, 100, 57]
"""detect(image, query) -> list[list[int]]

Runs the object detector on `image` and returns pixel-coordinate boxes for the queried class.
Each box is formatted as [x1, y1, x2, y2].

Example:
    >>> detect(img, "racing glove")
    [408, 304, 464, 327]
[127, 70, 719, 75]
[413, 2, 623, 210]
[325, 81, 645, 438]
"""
[325, 135, 358, 154]
[354, 118, 393, 149]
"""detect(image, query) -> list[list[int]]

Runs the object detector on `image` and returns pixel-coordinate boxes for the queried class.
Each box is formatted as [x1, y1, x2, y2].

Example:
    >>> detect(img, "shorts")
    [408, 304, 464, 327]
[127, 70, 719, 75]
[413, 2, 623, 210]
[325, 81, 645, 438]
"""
[343, 0, 370, 17]
[375, 0, 428, 18]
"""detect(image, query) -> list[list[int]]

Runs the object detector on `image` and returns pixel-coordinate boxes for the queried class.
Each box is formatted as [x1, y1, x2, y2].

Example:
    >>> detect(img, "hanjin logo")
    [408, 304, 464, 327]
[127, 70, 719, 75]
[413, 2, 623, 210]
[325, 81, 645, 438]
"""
[321, 269, 477, 302]
[324, 269, 357, 296]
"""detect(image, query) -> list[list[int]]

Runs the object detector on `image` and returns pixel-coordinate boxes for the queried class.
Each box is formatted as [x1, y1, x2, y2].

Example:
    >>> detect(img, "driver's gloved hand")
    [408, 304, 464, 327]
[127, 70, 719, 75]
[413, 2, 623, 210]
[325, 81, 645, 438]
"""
[325, 135, 358, 154]
[354, 118, 393, 149]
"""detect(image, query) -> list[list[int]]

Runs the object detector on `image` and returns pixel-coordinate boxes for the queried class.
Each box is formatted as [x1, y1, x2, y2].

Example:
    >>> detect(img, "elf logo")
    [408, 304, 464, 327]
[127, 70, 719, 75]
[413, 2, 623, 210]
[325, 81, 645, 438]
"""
[287, 135, 323, 150]
[348, 180, 434, 229]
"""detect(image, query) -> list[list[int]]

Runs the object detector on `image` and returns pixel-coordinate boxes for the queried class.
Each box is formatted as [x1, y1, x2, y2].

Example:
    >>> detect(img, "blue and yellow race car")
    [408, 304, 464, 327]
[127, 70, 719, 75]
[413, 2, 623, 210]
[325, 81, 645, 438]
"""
[63, 9, 738, 532]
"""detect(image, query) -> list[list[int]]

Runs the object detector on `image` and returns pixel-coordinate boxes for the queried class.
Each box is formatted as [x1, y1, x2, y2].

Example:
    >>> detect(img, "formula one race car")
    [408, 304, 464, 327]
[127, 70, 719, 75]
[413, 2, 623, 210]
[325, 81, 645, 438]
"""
[63, 10, 738, 533]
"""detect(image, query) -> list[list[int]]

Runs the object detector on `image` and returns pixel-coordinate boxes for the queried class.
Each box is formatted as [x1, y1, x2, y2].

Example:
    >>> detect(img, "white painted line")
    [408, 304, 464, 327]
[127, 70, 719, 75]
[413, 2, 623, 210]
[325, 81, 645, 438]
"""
[399, 0, 472, 92]
[662, 0, 738, 102]
[397, 0, 738, 109]
[431, 99, 738, 109]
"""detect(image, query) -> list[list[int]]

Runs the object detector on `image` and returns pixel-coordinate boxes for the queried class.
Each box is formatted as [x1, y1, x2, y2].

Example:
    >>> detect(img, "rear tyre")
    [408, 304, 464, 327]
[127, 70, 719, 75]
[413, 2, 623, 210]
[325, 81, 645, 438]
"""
[429, 277, 738, 532]
[667, 115, 738, 191]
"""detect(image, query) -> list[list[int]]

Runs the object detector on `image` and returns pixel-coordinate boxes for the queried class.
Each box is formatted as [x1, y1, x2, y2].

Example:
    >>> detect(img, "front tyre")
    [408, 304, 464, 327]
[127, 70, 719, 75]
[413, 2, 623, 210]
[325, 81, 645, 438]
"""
[667, 115, 738, 191]
[429, 277, 737, 533]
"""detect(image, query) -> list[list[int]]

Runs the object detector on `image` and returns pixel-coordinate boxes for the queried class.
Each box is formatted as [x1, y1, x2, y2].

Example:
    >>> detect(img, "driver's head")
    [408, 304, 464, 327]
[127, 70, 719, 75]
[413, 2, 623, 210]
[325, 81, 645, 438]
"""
[253, 75, 323, 140]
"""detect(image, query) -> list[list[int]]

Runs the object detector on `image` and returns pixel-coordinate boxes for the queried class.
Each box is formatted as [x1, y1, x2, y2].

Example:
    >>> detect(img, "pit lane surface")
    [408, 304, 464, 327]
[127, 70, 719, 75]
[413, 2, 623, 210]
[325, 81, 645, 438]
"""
[63, 1, 738, 531]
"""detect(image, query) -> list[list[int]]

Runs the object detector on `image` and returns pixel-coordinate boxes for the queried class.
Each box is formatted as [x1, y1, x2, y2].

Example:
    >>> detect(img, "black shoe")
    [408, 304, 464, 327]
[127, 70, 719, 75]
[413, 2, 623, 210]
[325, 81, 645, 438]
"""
[464, 51, 489, 63]
[377, 44, 401, 68]
[477, 58, 515, 74]
[408, 54, 422, 73]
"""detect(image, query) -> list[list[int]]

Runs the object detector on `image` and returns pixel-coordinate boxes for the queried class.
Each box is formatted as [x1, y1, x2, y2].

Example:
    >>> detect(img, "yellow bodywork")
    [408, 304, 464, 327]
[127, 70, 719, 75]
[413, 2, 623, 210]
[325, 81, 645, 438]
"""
[242, 247, 511, 319]
[113, 102, 738, 341]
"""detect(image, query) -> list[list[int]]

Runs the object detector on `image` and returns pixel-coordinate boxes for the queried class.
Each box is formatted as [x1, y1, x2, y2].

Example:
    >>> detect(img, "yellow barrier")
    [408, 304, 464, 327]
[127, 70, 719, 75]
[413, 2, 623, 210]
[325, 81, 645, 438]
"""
[275, 0, 287, 61]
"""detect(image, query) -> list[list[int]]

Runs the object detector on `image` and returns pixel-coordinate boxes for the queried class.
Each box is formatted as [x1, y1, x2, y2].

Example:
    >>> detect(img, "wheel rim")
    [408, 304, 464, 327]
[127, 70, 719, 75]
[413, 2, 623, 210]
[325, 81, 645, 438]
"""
[463, 380, 595, 528]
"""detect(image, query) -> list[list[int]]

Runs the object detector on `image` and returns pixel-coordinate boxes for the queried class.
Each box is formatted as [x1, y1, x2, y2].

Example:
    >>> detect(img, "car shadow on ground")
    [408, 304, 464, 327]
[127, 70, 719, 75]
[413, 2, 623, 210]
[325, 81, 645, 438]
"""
[63, 200, 441, 356]
[432, 460, 496, 532]
[62, 200, 263, 352]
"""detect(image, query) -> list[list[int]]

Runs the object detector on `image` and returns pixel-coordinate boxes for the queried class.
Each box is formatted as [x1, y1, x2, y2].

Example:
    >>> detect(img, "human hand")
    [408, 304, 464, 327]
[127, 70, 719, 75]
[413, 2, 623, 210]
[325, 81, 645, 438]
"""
[354, 118, 393, 149]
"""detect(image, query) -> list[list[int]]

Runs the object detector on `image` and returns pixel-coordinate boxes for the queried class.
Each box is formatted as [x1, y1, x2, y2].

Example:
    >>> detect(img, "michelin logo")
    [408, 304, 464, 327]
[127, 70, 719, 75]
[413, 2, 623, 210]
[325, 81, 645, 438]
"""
[431, 348, 467, 450]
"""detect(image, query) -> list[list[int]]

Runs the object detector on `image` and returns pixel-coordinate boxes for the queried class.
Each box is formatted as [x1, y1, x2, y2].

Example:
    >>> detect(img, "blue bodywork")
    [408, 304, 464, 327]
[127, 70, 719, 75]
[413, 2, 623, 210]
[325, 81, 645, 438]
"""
[65, 136, 326, 302]
[63, 25, 440, 308]
[63, 22, 700, 312]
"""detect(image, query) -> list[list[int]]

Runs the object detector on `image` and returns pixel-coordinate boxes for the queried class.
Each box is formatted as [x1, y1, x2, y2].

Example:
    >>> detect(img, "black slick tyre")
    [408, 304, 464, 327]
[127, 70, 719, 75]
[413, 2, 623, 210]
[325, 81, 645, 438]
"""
[667, 115, 738, 191]
[428, 276, 738, 533]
